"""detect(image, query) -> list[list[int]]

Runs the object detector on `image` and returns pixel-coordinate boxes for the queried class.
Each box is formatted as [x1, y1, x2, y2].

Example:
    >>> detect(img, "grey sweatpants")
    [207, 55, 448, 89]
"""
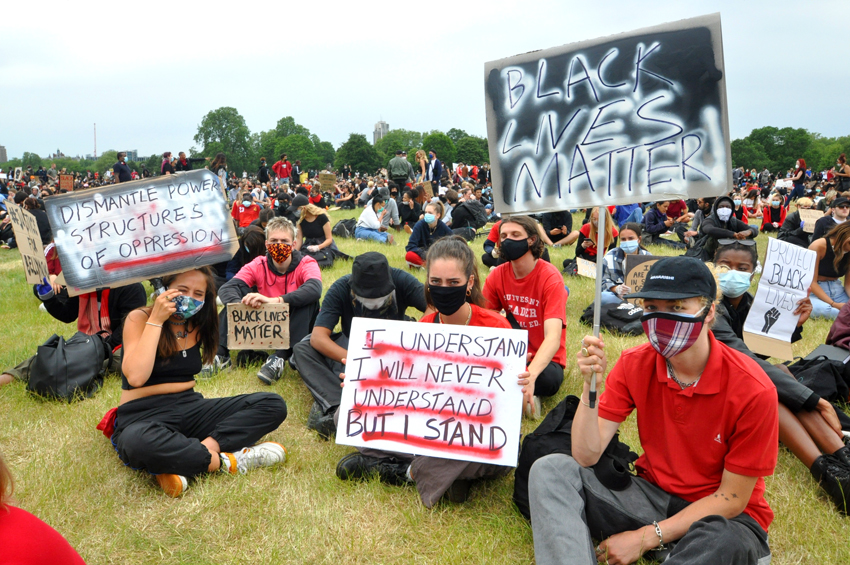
[528, 453, 771, 565]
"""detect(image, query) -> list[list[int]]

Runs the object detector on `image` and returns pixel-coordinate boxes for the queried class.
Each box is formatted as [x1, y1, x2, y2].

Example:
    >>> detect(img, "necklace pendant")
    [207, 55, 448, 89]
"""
[182, 350, 187, 358]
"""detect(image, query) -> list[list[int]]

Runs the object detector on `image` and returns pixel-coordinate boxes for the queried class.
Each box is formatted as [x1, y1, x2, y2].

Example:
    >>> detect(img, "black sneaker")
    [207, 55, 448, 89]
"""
[307, 401, 336, 440]
[443, 479, 471, 503]
[335, 453, 409, 486]
[257, 355, 286, 385]
[811, 454, 850, 514]
[833, 445, 850, 469]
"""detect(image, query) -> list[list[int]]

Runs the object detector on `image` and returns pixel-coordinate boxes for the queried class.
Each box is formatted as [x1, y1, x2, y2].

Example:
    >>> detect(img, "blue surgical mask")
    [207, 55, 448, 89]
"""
[242, 200, 251, 207]
[733, 199, 742, 206]
[620, 240, 639, 253]
[719, 270, 753, 298]
[771, 201, 781, 208]
[171, 294, 205, 320]
[424, 213, 436, 224]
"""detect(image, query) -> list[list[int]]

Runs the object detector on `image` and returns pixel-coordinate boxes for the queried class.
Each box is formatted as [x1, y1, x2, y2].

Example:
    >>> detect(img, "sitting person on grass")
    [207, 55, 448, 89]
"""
[209, 217, 322, 383]
[355, 195, 395, 244]
[405, 200, 453, 268]
[575, 206, 619, 263]
[483, 215, 567, 418]
[599, 222, 652, 306]
[0, 280, 146, 388]
[295, 203, 349, 269]
[109, 267, 287, 497]
[529, 257, 777, 565]
[335, 238, 513, 505]
[291, 252, 427, 439]
[711, 240, 850, 514]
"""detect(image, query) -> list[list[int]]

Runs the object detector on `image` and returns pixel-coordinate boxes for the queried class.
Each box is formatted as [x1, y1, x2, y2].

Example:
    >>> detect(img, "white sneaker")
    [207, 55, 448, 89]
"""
[221, 442, 287, 475]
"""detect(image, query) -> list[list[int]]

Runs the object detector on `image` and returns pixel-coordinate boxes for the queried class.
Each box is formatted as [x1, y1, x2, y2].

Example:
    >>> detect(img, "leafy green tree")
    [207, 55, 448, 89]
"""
[253, 130, 280, 163]
[334, 133, 381, 174]
[446, 128, 469, 145]
[275, 116, 311, 139]
[21, 152, 43, 169]
[455, 136, 488, 165]
[314, 141, 336, 170]
[92, 151, 119, 175]
[730, 139, 769, 171]
[422, 132, 456, 166]
[194, 107, 252, 176]
[375, 129, 423, 165]
[276, 135, 318, 171]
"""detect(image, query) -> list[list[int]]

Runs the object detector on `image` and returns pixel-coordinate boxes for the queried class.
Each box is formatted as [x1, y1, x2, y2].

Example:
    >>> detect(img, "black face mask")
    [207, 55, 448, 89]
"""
[429, 283, 468, 316]
[500, 238, 530, 261]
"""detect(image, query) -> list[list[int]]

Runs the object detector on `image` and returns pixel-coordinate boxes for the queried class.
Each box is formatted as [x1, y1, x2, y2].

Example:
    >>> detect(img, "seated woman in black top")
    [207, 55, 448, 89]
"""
[111, 267, 287, 497]
[336, 185, 356, 210]
[295, 204, 348, 268]
[399, 190, 422, 230]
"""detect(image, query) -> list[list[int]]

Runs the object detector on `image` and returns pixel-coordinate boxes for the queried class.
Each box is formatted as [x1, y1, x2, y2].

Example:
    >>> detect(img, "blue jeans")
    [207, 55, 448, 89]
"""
[600, 291, 622, 306]
[354, 226, 389, 243]
[810, 279, 849, 319]
[619, 208, 644, 227]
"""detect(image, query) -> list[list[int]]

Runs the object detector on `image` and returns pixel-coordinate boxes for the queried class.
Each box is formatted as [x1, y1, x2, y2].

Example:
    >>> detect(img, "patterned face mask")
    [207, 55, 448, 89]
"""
[640, 308, 706, 358]
[267, 242, 292, 263]
[171, 294, 204, 320]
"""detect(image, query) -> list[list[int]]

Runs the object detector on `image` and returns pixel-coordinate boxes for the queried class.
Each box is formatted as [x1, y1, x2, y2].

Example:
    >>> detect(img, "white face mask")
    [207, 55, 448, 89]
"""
[354, 292, 393, 310]
[717, 208, 733, 222]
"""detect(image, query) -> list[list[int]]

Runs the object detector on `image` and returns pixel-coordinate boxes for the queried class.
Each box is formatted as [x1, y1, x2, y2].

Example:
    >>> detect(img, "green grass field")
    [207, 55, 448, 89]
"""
[1, 208, 849, 564]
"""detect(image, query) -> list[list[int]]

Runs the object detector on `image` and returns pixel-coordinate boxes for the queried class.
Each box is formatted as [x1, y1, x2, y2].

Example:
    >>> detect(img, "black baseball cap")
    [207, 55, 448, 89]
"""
[831, 197, 850, 208]
[625, 257, 716, 301]
[395, 150, 404, 155]
[350, 252, 395, 298]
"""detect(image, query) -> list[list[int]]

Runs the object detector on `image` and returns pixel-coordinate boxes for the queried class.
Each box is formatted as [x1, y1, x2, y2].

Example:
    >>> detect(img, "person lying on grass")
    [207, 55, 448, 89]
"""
[107, 266, 287, 497]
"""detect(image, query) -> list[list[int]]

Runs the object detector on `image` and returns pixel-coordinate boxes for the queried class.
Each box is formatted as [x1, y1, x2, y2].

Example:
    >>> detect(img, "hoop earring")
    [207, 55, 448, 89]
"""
[466, 288, 472, 297]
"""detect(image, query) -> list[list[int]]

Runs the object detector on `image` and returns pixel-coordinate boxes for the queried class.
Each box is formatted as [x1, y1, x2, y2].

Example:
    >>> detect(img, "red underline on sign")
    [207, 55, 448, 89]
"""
[370, 342, 506, 370]
[353, 403, 495, 424]
[102, 244, 223, 271]
[361, 431, 503, 459]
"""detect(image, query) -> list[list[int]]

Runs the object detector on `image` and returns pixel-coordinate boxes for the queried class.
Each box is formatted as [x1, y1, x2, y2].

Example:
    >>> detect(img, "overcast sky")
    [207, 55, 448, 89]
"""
[1, 0, 845, 160]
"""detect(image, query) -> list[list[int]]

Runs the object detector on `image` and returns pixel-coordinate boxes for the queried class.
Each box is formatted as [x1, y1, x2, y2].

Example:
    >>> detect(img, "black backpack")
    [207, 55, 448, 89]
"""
[332, 218, 356, 239]
[513, 395, 639, 520]
[580, 301, 645, 336]
[461, 200, 489, 229]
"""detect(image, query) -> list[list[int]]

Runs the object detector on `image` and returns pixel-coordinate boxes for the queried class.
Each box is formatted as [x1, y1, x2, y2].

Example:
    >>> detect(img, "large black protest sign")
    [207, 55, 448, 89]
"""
[484, 13, 730, 215]
[44, 170, 238, 291]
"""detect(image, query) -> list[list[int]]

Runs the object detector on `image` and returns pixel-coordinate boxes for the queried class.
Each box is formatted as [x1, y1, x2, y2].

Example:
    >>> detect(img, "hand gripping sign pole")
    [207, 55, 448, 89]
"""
[588, 211, 605, 408]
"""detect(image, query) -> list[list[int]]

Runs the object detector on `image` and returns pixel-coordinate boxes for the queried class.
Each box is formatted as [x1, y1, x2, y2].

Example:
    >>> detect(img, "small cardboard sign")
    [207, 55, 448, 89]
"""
[743, 237, 816, 360]
[420, 181, 434, 199]
[336, 318, 527, 466]
[624, 254, 660, 294]
[318, 173, 336, 192]
[13, 167, 22, 182]
[576, 257, 597, 278]
[59, 174, 74, 191]
[799, 208, 823, 234]
[6, 201, 50, 284]
[226, 303, 290, 350]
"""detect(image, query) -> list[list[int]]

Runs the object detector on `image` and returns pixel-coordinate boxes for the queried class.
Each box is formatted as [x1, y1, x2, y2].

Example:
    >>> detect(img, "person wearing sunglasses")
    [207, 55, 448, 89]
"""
[811, 196, 850, 242]
[529, 257, 776, 565]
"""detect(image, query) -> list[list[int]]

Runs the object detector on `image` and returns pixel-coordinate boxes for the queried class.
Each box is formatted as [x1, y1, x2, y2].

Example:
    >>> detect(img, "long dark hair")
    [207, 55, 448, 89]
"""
[620, 222, 646, 251]
[424, 236, 485, 309]
[210, 153, 227, 171]
[154, 267, 219, 364]
[829, 222, 850, 273]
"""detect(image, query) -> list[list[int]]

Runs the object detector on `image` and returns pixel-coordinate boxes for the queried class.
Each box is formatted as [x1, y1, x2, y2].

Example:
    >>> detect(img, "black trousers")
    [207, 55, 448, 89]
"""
[291, 333, 347, 415]
[535, 361, 564, 398]
[112, 390, 286, 477]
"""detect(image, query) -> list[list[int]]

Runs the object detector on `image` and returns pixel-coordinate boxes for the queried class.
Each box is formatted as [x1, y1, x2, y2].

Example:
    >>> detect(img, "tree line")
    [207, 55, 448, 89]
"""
[0, 107, 492, 179]
[731, 126, 850, 173]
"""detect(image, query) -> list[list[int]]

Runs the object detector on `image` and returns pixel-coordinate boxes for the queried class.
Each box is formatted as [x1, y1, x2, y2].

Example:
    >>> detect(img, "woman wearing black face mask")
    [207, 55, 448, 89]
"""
[483, 216, 568, 419]
[336, 237, 513, 506]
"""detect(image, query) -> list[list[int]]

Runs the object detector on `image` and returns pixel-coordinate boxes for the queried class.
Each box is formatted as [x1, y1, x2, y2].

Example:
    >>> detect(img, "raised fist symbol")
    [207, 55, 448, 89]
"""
[761, 307, 780, 334]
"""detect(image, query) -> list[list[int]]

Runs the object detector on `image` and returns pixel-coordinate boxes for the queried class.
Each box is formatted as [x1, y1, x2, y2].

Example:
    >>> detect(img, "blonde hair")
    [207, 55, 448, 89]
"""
[415, 150, 427, 162]
[300, 203, 327, 222]
[367, 181, 375, 188]
[795, 197, 813, 210]
[425, 200, 445, 219]
[588, 207, 616, 250]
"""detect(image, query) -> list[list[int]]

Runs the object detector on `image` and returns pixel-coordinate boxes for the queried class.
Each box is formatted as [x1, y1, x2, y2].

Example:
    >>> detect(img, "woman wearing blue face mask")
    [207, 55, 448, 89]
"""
[109, 266, 288, 497]
[405, 200, 452, 267]
[711, 241, 850, 514]
[760, 193, 786, 233]
[732, 193, 749, 223]
[599, 223, 652, 306]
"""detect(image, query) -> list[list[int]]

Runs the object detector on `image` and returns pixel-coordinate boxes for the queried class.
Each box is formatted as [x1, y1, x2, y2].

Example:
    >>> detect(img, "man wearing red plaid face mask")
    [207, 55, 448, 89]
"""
[206, 217, 322, 383]
[529, 257, 778, 565]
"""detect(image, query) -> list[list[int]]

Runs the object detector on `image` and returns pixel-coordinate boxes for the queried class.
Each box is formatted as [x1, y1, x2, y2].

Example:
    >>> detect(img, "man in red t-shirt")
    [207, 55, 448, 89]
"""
[483, 215, 567, 418]
[272, 154, 292, 185]
[528, 257, 777, 565]
[230, 192, 261, 228]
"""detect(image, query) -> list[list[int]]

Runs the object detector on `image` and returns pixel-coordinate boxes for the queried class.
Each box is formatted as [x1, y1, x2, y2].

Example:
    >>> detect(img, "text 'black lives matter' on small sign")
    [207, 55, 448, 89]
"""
[43, 170, 238, 293]
[6, 201, 49, 284]
[226, 303, 290, 350]
[484, 13, 730, 215]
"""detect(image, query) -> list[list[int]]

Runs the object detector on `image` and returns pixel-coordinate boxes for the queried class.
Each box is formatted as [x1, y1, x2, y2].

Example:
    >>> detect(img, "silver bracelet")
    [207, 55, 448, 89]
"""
[146, 322, 162, 328]
[652, 521, 666, 550]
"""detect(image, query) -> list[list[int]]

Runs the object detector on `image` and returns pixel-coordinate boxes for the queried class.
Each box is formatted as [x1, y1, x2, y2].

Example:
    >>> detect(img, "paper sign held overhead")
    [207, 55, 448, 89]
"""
[743, 237, 816, 360]
[336, 318, 527, 467]
[484, 13, 730, 214]
[226, 303, 290, 350]
[6, 201, 49, 284]
[43, 170, 238, 292]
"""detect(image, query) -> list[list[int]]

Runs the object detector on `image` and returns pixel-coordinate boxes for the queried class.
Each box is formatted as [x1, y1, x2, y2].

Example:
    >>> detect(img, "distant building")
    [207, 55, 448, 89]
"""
[0, 145, 7, 163]
[373, 121, 389, 145]
[125, 150, 139, 162]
